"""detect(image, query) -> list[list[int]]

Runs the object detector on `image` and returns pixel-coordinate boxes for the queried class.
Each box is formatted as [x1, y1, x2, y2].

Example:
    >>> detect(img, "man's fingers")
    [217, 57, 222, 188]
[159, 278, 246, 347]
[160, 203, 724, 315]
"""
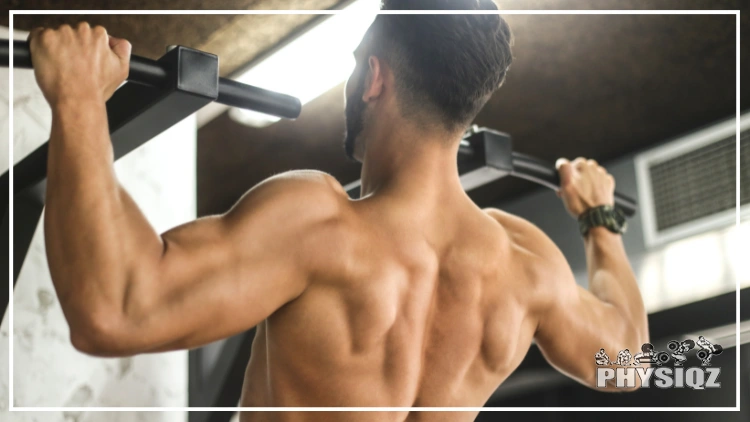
[555, 157, 569, 171]
[92, 25, 107, 40]
[27, 27, 46, 45]
[108, 36, 132, 62]
[556, 158, 574, 186]
[27, 27, 45, 40]
[573, 157, 587, 169]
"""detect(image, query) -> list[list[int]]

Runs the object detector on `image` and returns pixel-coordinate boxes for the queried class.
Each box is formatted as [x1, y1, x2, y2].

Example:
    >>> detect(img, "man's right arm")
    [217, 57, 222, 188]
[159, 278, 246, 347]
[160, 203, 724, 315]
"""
[531, 223, 649, 391]
[555, 157, 649, 348]
[508, 157, 648, 390]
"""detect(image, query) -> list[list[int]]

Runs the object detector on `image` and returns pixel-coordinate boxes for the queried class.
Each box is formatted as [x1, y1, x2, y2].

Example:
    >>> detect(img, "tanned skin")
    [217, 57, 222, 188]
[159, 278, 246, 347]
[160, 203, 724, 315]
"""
[29, 23, 649, 422]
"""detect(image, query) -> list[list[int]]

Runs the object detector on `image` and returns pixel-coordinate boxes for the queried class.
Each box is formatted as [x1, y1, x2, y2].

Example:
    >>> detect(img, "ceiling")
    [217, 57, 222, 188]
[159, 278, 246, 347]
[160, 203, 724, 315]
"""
[5, 0, 747, 216]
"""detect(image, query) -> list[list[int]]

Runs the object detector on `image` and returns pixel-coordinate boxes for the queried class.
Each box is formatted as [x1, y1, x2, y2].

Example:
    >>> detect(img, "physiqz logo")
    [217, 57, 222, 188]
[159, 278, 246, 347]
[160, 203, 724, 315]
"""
[595, 336, 723, 390]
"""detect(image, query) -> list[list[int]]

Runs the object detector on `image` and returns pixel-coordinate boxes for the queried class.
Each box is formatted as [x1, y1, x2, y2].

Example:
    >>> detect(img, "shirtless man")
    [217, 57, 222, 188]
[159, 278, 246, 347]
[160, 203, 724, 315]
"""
[28, 0, 649, 420]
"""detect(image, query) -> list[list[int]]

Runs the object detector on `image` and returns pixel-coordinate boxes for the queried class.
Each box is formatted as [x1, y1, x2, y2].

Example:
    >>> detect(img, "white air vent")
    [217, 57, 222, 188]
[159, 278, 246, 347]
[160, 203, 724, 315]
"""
[635, 112, 750, 247]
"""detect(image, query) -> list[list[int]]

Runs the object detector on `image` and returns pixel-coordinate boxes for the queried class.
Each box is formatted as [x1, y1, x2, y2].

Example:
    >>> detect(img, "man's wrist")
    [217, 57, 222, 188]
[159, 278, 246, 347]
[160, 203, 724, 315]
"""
[583, 226, 620, 242]
[50, 92, 105, 114]
[578, 204, 627, 238]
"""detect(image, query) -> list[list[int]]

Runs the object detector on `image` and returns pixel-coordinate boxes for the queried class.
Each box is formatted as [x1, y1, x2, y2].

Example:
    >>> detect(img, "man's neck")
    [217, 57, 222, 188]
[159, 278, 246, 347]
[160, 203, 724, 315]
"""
[358, 129, 464, 204]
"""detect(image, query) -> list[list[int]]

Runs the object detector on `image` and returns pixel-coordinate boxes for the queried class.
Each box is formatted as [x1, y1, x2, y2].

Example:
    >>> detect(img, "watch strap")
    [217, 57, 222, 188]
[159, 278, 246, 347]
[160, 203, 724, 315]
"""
[578, 205, 627, 237]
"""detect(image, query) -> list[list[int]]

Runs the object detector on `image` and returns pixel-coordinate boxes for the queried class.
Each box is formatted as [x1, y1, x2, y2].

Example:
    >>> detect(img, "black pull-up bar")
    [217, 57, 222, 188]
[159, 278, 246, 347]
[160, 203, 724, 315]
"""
[510, 152, 637, 217]
[459, 127, 637, 217]
[1, 40, 302, 120]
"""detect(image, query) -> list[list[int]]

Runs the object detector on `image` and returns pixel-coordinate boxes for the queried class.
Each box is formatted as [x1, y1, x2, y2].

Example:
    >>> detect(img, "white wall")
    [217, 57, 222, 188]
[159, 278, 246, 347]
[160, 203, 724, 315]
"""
[0, 27, 191, 421]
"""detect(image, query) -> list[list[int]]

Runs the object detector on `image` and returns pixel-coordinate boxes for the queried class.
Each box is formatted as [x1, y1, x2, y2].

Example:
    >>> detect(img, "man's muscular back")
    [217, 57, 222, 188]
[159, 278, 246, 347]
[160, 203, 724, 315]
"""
[240, 171, 577, 420]
[29, 12, 647, 420]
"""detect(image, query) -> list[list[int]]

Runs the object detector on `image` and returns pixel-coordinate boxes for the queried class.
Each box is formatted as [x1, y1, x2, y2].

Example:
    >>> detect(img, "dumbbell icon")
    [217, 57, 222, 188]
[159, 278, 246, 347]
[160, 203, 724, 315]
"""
[655, 350, 671, 366]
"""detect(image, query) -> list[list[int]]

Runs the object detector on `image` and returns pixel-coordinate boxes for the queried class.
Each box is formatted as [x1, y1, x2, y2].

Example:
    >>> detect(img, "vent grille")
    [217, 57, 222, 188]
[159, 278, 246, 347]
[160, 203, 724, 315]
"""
[648, 130, 749, 231]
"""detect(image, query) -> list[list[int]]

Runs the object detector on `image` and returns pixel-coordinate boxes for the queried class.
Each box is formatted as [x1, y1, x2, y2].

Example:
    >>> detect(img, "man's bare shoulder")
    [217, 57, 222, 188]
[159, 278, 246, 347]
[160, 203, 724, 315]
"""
[483, 208, 536, 236]
[482, 208, 554, 254]
[482, 208, 571, 294]
[228, 170, 350, 217]
[251, 169, 349, 199]
[219, 169, 355, 271]
[216, 170, 355, 254]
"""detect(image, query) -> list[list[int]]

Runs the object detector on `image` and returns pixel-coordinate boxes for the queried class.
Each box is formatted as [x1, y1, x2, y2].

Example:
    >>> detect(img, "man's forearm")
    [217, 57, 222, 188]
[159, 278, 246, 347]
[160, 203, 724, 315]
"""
[584, 227, 649, 342]
[44, 98, 163, 325]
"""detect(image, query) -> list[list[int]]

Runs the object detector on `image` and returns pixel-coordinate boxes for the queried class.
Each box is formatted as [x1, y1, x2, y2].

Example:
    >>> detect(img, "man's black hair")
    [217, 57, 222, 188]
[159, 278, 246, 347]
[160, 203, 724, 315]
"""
[370, 0, 513, 132]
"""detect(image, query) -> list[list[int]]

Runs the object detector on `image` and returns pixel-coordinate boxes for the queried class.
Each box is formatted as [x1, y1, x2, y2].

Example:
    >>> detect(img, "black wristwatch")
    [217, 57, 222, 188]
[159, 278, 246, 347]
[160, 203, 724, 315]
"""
[578, 205, 627, 237]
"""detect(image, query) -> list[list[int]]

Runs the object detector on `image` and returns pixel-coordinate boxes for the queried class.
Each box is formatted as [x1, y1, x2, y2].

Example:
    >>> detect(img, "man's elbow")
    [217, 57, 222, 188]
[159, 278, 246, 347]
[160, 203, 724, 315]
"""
[68, 309, 135, 357]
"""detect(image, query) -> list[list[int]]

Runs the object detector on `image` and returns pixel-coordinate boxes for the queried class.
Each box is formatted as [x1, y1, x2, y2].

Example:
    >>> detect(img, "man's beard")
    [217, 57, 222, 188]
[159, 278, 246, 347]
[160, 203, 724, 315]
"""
[343, 72, 368, 161]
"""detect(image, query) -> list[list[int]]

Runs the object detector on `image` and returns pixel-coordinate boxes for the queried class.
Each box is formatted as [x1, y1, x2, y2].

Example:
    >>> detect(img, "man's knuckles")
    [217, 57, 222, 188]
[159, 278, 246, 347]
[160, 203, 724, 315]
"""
[92, 25, 108, 39]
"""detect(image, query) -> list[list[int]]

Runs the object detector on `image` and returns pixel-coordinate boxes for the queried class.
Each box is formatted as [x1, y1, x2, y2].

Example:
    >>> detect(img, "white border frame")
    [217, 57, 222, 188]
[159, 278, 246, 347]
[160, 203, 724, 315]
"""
[6, 8, 742, 413]
[635, 112, 750, 248]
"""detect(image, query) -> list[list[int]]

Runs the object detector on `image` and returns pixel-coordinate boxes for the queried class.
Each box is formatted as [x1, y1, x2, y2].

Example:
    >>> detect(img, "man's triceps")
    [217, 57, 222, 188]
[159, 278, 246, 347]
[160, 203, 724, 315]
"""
[130, 173, 343, 353]
[529, 240, 621, 382]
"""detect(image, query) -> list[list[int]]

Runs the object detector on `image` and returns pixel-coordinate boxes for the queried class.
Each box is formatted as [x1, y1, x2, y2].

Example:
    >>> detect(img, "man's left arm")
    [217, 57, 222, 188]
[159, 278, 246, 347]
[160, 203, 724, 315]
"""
[32, 23, 344, 356]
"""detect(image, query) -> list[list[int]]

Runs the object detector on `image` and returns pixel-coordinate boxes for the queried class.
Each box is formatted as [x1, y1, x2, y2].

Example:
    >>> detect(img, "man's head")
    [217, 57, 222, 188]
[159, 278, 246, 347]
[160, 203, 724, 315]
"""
[343, 0, 513, 161]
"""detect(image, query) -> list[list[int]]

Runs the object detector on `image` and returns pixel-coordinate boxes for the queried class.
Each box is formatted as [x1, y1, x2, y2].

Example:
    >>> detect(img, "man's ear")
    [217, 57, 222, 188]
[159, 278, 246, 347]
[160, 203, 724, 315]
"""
[362, 55, 385, 103]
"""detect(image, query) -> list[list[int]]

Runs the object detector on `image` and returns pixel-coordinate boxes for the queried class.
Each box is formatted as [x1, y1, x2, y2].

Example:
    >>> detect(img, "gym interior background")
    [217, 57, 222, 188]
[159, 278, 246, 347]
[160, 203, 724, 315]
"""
[1, 0, 748, 421]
